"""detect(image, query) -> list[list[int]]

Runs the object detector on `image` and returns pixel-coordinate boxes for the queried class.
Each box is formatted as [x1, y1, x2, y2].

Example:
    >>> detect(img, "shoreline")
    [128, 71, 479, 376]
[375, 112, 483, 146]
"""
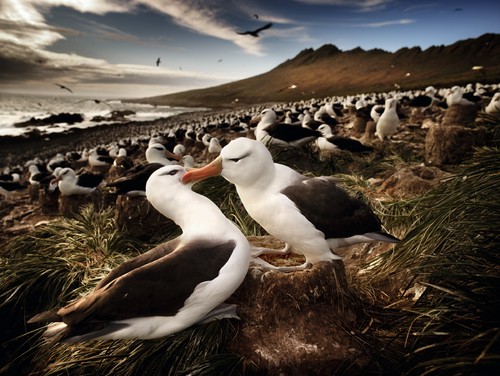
[0, 109, 213, 168]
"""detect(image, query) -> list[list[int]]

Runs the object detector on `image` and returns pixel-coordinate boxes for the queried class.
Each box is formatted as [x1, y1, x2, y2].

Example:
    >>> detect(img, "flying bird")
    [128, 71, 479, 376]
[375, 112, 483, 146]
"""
[254, 14, 259, 19]
[156, 57, 161, 66]
[54, 83, 73, 94]
[237, 22, 273, 37]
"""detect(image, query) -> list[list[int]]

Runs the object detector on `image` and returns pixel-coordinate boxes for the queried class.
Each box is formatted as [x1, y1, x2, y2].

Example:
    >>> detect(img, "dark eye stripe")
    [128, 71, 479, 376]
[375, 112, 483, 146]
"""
[159, 169, 179, 177]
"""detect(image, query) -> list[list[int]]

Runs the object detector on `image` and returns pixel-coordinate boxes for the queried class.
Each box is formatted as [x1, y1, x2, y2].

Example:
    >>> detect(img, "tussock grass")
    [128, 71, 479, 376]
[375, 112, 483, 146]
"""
[355, 147, 500, 375]
[1, 204, 252, 375]
[31, 321, 251, 376]
[0, 205, 139, 374]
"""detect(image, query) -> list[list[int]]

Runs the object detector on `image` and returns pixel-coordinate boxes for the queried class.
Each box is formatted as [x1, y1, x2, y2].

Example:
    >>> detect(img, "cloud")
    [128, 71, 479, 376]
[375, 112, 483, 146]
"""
[292, 0, 395, 11]
[0, 0, 242, 96]
[358, 19, 415, 27]
[137, 0, 265, 56]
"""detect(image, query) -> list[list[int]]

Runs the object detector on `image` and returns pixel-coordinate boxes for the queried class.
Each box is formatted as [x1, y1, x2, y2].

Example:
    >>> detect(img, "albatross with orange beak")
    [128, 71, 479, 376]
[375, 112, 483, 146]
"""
[182, 137, 399, 271]
[29, 165, 251, 342]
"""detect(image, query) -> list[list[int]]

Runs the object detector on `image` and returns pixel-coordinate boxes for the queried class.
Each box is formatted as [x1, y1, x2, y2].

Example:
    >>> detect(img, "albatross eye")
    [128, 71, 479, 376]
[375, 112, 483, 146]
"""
[229, 158, 240, 163]
[168, 169, 178, 176]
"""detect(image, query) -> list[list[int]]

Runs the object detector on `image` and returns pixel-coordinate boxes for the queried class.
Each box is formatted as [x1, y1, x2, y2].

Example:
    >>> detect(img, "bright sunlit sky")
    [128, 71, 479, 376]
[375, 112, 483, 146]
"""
[1, 0, 499, 99]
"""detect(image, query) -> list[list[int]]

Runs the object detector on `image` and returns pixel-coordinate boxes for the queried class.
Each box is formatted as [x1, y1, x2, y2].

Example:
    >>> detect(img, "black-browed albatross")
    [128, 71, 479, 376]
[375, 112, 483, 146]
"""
[183, 137, 399, 271]
[253, 108, 321, 148]
[28, 165, 251, 342]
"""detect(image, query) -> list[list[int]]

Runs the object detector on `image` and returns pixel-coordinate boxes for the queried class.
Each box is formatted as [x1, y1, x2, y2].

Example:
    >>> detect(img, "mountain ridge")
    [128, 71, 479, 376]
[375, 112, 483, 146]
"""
[135, 33, 500, 108]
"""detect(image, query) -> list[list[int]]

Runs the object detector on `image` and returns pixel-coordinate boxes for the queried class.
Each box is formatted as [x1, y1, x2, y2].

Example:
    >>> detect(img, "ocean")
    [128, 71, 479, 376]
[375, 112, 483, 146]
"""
[0, 92, 205, 137]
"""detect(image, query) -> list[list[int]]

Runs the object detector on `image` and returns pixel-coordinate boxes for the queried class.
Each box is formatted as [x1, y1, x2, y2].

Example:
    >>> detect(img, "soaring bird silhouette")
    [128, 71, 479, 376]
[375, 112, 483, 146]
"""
[54, 83, 73, 93]
[237, 22, 273, 37]
[156, 57, 161, 66]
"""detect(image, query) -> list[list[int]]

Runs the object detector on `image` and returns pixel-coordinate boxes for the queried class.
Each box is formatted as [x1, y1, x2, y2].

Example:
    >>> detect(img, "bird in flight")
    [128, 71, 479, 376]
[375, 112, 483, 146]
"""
[156, 57, 161, 66]
[254, 14, 259, 19]
[237, 22, 273, 37]
[54, 83, 73, 93]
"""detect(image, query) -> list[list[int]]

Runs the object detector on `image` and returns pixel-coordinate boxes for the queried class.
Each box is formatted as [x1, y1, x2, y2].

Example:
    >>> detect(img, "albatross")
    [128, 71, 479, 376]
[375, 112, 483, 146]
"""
[28, 165, 251, 342]
[253, 108, 321, 148]
[182, 137, 399, 271]
[55, 167, 104, 196]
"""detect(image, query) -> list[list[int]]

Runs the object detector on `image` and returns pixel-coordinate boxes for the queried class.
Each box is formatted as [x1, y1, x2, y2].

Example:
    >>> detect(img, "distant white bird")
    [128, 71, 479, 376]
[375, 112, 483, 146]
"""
[89, 149, 114, 168]
[146, 143, 180, 165]
[375, 98, 399, 141]
[446, 86, 475, 106]
[316, 124, 373, 153]
[208, 137, 222, 154]
[182, 155, 196, 169]
[253, 108, 320, 148]
[55, 168, 103, 196]
[370, 104, 384, 124]
[173, 144, 186, 156]
[485, 92, 500, 114]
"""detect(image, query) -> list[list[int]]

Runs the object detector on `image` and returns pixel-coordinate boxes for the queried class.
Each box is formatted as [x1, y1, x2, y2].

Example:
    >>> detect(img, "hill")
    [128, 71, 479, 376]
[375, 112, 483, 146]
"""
[134, 33, 500, 108]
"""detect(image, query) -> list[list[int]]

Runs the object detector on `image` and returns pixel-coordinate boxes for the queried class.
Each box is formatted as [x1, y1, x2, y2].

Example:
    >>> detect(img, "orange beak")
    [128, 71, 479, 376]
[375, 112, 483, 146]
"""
[182, 156, 222, 184]
[249, 114, 261, 125]
[165, 149, 182, 161]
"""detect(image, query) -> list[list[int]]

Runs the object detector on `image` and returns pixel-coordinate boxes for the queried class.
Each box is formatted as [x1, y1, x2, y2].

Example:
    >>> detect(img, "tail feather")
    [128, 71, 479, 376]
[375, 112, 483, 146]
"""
[366, 231, 400, 243]
[27, 308, 61, 324]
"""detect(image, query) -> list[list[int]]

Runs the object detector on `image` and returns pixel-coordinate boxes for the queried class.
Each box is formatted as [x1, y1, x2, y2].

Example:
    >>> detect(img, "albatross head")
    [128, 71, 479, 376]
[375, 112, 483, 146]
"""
[182, 137, 274, 188]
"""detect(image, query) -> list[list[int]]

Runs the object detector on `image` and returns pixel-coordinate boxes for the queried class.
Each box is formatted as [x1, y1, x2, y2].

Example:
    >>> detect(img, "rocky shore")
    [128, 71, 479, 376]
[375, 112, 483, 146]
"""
[0, 109, 215, 168]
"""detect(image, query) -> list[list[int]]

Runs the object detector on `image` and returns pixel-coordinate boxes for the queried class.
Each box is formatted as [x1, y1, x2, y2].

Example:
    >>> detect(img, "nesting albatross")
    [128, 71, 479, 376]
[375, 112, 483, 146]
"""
[28, 165, 251, 342]
[183, 138, 399, 271]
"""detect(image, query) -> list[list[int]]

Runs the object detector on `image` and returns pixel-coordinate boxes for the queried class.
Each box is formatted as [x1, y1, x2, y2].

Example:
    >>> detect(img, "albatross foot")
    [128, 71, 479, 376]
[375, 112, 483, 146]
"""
[199, 303, 240, 324]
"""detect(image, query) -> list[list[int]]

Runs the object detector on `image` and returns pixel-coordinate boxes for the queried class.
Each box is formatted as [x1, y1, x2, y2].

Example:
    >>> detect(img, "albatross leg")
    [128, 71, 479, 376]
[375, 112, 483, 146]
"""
[199, 303, 240, 324]
[250, 243, 290, 257]
[250, 256, 312, 272]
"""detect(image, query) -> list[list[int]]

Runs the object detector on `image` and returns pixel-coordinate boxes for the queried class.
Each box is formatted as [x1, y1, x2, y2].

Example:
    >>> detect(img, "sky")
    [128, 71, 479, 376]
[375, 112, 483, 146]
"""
[1, 0, 499, 99]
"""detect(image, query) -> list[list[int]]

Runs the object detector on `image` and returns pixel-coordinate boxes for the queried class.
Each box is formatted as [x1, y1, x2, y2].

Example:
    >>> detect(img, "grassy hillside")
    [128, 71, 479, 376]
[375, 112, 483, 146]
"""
[133, 33, 500, 108]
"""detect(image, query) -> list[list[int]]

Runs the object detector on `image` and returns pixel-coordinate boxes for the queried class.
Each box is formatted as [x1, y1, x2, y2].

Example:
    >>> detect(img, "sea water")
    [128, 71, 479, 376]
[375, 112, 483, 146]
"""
[0, 92, 204, 137]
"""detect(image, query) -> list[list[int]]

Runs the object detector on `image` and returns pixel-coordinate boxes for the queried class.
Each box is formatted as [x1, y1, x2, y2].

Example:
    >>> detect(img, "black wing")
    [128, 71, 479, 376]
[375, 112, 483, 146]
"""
[77, 173, 103, 188]
[107, 163, 163, 194]
[255, 22, 273, 33]
[56, 239, 236, 325]
[267, 123, 320, 142]
[281, 177, 382, 239]
[327, 136, 373, 153]
[95, 238, 181, 290]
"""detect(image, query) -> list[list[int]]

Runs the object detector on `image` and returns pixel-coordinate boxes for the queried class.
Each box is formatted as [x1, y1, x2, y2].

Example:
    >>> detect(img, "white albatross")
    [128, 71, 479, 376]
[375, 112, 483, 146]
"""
[375, 98, 399, 141]
[182, 137, 399, 271]
[28, 165, 251, 342]
[55, 167, 104, 196]
[253, 108, 321, 148]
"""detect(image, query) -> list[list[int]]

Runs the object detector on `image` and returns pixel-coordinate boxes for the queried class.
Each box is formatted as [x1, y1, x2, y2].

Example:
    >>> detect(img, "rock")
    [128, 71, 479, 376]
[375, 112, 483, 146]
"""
[442, 104, 478, 126]
[228, 259, 373, 375]
[424, 124, 489, 165]
[14, 113, 84, 127]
